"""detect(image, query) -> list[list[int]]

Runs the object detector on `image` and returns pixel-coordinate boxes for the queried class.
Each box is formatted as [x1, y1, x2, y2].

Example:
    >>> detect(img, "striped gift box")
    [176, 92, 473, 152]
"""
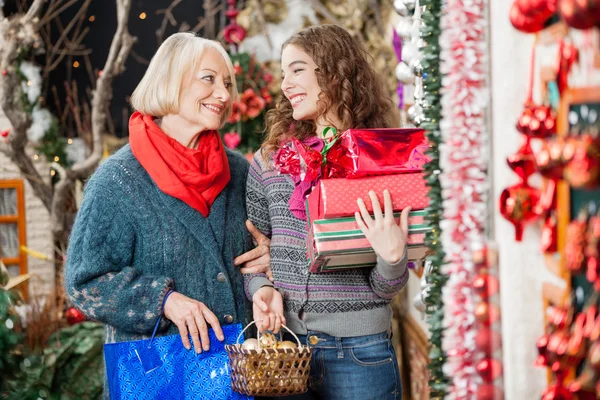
[307, 210, 431, 273]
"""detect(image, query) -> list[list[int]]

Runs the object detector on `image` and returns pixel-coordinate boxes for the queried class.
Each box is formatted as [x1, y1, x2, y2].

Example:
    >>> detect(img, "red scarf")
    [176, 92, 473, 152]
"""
[129, 112, 230, 217]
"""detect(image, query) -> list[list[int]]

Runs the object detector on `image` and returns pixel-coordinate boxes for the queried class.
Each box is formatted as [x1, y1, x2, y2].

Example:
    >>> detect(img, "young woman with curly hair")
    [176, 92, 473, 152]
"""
[240, 25, 411, 400]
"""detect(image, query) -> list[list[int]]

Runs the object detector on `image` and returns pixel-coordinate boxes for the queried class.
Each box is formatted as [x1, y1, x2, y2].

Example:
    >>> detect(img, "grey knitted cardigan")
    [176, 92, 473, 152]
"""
[65, 145, 252, 344]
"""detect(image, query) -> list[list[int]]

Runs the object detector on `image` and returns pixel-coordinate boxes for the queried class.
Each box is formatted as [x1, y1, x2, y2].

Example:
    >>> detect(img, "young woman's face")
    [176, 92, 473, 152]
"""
[178, 47, 233, 131]
[280, 44, 322, 122]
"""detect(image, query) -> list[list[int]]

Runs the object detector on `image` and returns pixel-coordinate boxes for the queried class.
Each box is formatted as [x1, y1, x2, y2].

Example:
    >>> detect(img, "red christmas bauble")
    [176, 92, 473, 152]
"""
[476, 358, 503, 382]
[473, 274, 500, 298]
[542, 383, 574, 400]
[475, 302, 501, 326]
[510, 2, 546, 32]
[563, 134, 600, 189]
[516, 104, 557, 139]
[558, 0, 600, 29]
[476, 327, 503, 354]
[223, 24, 247, 44]
[64, 307, 86, 325]
[499, 183, 541, 241]
[476, 383, 504, 400]
[507, 139, 537, 181]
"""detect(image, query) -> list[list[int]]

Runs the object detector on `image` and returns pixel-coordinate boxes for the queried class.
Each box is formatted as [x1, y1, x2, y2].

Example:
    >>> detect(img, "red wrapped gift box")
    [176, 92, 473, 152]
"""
[274, 128, 428, 182]
[326, 128, 427, 178]
[309, 172, 429, 219]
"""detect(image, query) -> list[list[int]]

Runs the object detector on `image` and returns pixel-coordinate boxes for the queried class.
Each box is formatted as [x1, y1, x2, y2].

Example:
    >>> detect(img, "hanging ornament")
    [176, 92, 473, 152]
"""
[395, 18, 414, 40]
[499, 182, 541, 241]
[475, 327, 503, 354]
[64, 307, 86, 325]
[476, 383, 504, 400]
[395, 61, 414, 84]
[223, 0, 247, 45]
[475, 302, 501, 326]
[393, 0, 410, 16]
[555, 39, 579, 95]
[563, 134, 600, 189]
[403, 0, 417, 13]
[586, 212, 600, 288]
[509, 1, 547, 33]
[565, 210, 589, 273]
[473, 274, 500, 298]
[407, 104, 424, 126]
[558, 0, 600, 30]
[476, 358, 503, 382]
[1, 129, 9, 137]
[541, 211, 559, 253]
[507, 139, 537, 181]
[536, 137, 571, 181]
[410, 59, 423, 77]
[401, 42, 419, 65]
[515, 43, 557, 139]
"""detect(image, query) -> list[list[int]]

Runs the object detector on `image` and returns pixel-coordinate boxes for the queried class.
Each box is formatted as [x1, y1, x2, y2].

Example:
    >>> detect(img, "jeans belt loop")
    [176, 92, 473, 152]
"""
[336, 336, 344, 359]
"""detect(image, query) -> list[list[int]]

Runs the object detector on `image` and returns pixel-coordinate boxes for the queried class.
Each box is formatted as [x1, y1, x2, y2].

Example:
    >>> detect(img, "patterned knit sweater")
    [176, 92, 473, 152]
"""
[65, 145, 252, 345]
[244, 152, 409, 337]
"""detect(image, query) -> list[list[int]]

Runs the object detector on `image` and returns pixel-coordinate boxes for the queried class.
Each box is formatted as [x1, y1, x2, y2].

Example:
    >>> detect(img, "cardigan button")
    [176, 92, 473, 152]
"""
[216, 272, 227, 283]
[223, 314, 233, 324]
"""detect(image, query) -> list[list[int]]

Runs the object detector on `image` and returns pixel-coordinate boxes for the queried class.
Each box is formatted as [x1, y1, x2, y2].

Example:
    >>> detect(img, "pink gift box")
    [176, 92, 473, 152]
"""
[308, 172, 429, 219]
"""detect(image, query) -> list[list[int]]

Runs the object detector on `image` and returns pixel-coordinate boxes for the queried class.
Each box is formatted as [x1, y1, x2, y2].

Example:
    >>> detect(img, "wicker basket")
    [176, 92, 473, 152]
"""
[226, 322, 312, 397]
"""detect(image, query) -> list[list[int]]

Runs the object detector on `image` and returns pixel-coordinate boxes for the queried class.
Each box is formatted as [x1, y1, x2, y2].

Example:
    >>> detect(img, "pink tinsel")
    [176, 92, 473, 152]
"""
[438, 0, 492, 398]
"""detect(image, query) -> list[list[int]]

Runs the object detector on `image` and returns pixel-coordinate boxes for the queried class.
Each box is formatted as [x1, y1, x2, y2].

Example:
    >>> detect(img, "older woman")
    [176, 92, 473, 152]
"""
[65, 32, 278, 370]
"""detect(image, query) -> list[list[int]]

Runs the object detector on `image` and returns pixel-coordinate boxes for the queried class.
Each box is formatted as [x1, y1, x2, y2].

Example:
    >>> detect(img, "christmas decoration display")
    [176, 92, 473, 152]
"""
[223, 0, 247, 46]
[438, 0, 500, 396]
[218, 52, 275, 154]
[417, 0, 451, 395]
[499, 43, 544, 241]
[393, 0, 425, 125]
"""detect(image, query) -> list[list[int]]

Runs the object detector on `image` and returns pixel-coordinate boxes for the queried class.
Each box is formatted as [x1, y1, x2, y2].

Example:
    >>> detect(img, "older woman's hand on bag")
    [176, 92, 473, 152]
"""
[163, 291, 224, 354]
[234, 220, 273, 281]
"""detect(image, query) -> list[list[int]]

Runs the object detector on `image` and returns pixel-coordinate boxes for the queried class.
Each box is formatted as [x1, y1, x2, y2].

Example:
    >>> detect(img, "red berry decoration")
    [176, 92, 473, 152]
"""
[64, 307, 86, 325]
[1, 69, 7, 76]
[1, 130, 9, 137]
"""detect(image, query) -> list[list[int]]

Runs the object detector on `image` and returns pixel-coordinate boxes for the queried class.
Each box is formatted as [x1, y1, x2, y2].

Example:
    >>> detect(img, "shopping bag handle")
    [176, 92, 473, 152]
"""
[148, 289, 175, 348]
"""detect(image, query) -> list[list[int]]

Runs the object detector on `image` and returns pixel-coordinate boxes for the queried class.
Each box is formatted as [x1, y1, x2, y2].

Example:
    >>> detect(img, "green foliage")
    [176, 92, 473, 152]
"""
[419, 0, 451, 397]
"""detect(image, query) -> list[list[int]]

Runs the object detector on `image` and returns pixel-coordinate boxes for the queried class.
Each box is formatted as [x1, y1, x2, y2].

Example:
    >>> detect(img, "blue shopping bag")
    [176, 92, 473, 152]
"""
[104, 296, 252, 400]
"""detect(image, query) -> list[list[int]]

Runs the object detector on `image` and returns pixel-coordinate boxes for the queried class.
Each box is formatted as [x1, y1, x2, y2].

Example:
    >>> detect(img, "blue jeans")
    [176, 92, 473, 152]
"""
[269, 331, 402, 400]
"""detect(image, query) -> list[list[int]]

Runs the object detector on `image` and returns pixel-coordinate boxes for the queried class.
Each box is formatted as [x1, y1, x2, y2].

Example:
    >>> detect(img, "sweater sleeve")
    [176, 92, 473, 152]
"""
[369, 248, 409, 300]
[65, 166, 174, 334]
[243, 153, 274, 300]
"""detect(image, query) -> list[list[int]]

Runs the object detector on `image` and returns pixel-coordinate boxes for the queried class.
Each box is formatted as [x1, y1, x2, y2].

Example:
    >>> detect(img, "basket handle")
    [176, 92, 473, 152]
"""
[236, 320, 303, 347]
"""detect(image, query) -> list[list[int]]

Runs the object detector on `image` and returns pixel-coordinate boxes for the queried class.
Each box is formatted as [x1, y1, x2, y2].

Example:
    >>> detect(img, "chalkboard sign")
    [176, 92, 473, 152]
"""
[565, 98, 600, 312]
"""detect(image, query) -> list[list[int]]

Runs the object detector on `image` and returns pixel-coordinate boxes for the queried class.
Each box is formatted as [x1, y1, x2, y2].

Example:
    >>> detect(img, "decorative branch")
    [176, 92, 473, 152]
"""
[0, 15, 52, 210]
[156, 0, 183, 45]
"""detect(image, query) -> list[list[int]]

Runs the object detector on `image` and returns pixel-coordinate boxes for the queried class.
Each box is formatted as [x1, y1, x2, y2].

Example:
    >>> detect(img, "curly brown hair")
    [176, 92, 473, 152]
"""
[261, 24, 396, 159]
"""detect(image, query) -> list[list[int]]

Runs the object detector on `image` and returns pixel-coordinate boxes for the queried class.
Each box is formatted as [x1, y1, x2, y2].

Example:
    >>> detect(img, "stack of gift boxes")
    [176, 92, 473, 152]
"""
[277, 127, 431, 273]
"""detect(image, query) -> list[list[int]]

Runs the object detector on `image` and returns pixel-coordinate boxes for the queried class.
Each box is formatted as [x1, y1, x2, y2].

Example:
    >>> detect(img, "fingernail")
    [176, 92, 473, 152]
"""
[218, 335, 224, 341]
[185, 345, 191, 350]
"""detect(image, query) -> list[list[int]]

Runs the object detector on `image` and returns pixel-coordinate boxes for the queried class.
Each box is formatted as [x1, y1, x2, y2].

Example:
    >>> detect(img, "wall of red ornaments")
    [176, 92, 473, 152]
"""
[503, 1, 600, 397]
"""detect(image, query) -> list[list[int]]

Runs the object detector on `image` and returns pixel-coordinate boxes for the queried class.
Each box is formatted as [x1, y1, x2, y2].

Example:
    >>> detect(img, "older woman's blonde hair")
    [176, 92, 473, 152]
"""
[130, 32, 237, 127]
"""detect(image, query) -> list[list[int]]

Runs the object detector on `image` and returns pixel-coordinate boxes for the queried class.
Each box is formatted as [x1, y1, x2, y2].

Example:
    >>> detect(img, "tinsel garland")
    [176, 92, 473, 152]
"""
[419, 0, 451, 397]
[438, 0, 489, 398]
